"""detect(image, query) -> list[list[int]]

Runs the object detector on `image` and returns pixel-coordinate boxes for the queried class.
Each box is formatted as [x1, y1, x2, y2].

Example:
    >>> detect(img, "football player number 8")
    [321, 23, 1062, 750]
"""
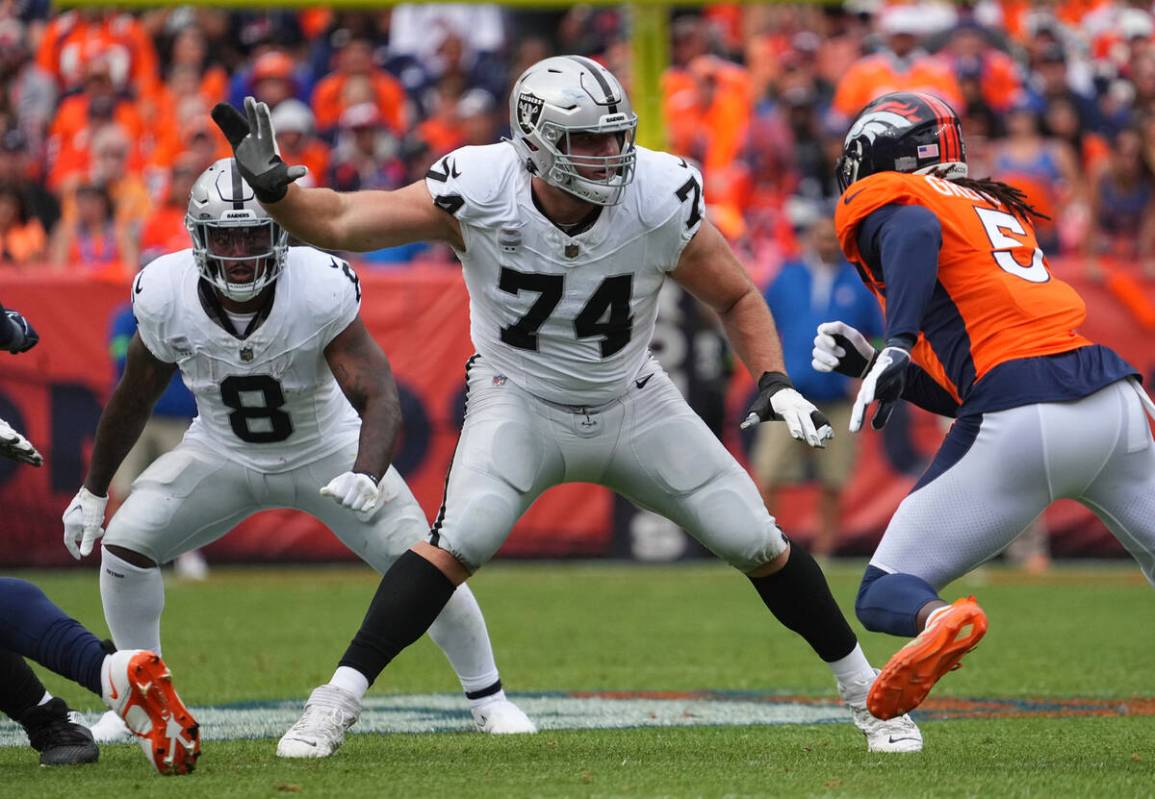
[974, 207, 1050, 283]
[220, 375, 294, 443]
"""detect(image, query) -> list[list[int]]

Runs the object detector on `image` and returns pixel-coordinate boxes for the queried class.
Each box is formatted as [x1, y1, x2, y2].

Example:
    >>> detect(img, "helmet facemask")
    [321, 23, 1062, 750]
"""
[186, 158, 289, 302]
[536, 116, 638, 205]
[187, 215, 287, 302]
[509, 56, 639, 206]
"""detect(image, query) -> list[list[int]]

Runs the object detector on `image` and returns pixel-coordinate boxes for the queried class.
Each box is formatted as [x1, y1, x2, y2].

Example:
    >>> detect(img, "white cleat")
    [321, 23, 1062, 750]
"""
[277, 684, 361, 758]
[89, 709, 132, 743]
[841, 671, 923, 753]
[471, 698, 537, 734]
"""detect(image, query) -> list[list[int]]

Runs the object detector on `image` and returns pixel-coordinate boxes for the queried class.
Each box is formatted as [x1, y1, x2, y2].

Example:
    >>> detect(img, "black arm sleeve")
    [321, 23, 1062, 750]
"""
[902, 364, 960, 418]
[0, 301, 12, 349]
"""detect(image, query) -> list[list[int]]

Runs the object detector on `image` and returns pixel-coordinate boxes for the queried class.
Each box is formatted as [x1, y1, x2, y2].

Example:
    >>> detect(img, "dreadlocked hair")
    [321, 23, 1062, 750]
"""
[948, 177, 1050, 223]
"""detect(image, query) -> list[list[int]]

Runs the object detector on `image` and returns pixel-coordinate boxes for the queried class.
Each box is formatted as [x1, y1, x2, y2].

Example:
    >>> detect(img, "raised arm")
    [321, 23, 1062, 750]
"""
[212, 98, 462, 252]
[268, 180, 462, 253]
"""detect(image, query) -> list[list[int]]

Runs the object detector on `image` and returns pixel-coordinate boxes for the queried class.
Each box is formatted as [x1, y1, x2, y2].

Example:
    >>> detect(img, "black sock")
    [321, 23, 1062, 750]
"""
[748, 543, 858, 662]
[0, 650, 47, 721]
[338, 550, 457, 685]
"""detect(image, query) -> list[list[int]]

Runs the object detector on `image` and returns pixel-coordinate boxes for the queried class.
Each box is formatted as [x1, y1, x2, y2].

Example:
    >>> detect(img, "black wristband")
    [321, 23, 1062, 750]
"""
[756, 370, 794, 395]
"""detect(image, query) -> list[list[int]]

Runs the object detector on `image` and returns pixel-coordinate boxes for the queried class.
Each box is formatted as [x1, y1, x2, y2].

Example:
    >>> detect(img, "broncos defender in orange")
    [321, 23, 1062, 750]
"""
[817, 91, 1155, 721]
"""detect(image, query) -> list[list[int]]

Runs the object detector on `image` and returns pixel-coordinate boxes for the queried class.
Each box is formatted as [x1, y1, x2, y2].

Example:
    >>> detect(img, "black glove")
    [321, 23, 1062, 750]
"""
[850, 344, 911, 432]
[211, 97, 307, 203]
[2, 309, 38, 354]
[742, 371, 833, 448]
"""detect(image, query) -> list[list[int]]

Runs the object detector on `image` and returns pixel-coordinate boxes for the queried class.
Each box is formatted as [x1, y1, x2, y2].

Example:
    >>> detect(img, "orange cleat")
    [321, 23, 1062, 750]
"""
[867, 596, 988, 720]
[102, 650, 201, 775]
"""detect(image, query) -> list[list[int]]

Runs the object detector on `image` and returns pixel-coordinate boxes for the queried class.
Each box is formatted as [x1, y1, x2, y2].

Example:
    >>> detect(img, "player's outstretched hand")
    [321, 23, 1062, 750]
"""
[850, 346, 911, 432]
[321, 471, 395, 518]
[741, 371, 834, 448]
[211, 97, 307, 204]
[812, 320, 877, 378]
[0, 417, 41, 466]
[3, 309, 39, 354]
[63, 487, 109, 559]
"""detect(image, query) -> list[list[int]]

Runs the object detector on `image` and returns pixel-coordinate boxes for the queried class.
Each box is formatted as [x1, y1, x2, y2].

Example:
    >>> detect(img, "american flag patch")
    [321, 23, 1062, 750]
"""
[917, 143, 940, 159]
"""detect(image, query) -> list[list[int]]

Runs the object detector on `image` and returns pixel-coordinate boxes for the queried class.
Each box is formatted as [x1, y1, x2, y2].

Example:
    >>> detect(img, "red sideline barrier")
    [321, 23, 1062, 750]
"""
[0, 261, 1151, 566]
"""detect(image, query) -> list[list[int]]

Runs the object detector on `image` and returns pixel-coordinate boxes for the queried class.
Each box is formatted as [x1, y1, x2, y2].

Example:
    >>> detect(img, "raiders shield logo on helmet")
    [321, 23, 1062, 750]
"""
[517, 92, 544, 135]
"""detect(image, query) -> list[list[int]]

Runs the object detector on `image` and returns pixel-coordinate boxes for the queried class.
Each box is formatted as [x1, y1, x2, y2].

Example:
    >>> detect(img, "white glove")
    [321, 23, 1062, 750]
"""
[0, 416, 42, 466]
[850, 346, 912, 433]
[769, 387, 834, 447]
[812, 321, 878, 377]
[63, 487, 109, 559]
[320, 471, 395, 516]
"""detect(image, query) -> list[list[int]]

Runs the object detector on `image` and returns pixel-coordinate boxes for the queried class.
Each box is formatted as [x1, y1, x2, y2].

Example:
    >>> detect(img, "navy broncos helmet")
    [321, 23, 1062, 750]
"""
[836, 91, 968, 192]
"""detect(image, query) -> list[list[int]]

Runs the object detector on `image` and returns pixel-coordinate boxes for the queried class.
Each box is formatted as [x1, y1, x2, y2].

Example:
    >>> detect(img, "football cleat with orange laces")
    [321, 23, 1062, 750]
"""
[867, 596, 988, 720]
[102, 650, 200, 775]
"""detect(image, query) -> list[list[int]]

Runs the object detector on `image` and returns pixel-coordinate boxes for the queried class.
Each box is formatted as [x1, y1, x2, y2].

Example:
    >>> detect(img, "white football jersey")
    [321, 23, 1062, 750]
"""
[425, 142, 705, 405]
[132, 246, 363, 472]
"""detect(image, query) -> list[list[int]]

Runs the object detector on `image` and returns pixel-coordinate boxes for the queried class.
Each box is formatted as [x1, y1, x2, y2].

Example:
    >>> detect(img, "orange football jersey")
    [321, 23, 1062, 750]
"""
[835, 171, 1092, 404]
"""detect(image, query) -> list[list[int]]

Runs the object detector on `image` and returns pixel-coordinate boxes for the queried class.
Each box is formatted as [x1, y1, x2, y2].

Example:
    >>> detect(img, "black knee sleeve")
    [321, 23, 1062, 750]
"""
[338, 550, 457, 685]
[748, 543, 858, 662]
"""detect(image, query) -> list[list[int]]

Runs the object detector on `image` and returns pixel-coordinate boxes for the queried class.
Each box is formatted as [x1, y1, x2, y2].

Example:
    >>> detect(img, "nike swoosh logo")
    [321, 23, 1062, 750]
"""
[888, 735, 918, 744]
[108, 680, 119, 701]
[133, 274, 144, 294]
[843, 188, 865, 205]
[635, 374, 654, 389]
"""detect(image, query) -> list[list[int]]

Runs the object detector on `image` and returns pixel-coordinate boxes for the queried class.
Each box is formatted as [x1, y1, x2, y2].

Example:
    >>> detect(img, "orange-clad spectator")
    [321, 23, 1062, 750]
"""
[0, 186, 47, 266]
[36, 9, 159, 100]
[831, 5, 962, 119]
[59, 126, 153, 238]
[139, 154, 202, 267]
[49, 183, 137, 277]
[47, 52, 146, 190]
[270, 100, 330, 189]
[944, 22, 1020, 114]
[312, 36, 407, 137]
[664, 55, 753, 179]
[416, 81, 468, 158]
[147, 93, 231, 176]
[249, 51, 300, 110]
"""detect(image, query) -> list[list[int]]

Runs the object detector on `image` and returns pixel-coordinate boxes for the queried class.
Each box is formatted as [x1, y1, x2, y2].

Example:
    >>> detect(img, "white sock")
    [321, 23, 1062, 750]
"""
[425, 584, 501, 697]
[828, 643, 876, 689]
[469, 688, 508, 710]
[100, 549, 165, 654]
[329, 666, 369, 701]
[38, 691, 52, 706]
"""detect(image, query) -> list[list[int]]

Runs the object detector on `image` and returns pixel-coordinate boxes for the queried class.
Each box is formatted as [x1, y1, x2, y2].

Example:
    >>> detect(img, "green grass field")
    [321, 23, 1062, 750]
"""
[2, 561, 1153, 797]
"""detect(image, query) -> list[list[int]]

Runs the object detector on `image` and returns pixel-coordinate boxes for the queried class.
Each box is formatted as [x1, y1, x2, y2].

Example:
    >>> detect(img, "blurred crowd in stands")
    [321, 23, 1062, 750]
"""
[3, 0, 1155, 280]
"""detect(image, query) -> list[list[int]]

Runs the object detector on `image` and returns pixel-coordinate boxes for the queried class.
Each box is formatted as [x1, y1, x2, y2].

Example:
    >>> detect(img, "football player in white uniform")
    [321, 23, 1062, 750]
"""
[61, 159, 534, 755]
[213, 56, 923, 753]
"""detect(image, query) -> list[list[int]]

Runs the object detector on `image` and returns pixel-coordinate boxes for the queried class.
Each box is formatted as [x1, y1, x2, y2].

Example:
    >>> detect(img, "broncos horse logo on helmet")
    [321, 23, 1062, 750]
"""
[837, 92, 968, 192]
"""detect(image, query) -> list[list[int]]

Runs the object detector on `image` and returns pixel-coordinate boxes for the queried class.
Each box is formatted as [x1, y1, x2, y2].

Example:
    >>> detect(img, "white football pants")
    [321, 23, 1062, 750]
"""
[871, 378, 1155, 588]
[430, 355, 787, 573]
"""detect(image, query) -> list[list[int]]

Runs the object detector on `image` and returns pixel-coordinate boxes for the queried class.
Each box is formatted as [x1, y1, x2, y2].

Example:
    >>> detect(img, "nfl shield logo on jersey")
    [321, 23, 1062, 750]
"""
[564, 243, 580, 259]
[240, 346, 254, 362]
